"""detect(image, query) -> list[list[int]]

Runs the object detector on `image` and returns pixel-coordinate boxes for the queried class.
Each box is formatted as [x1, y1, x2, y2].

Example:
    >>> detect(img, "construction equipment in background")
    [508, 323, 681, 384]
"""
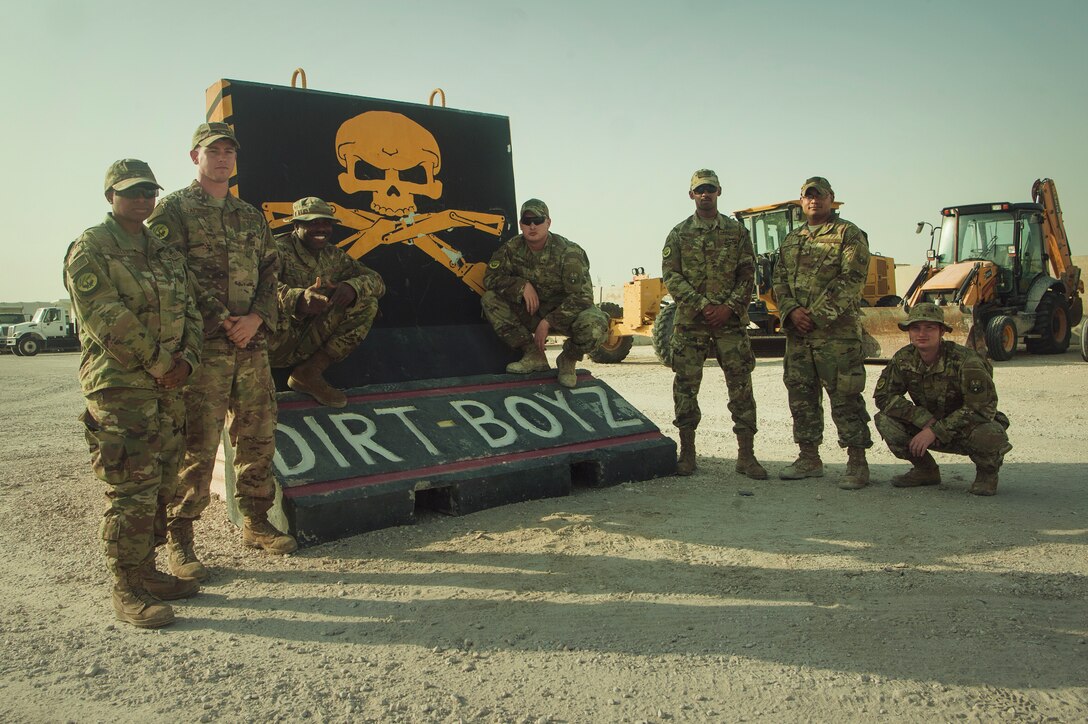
[890, 178, 1082, 361]
[590, 199, 900, 365]
[3, 306, 79, 356]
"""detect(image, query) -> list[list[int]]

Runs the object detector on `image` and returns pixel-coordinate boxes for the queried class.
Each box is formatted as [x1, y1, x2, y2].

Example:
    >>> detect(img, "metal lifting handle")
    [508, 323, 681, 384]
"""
[291, 68, 307, 89]
[429, 88, 446, 107]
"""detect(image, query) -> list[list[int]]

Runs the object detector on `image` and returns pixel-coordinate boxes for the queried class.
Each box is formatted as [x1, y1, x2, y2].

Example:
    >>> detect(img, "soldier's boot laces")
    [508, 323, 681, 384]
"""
[735, 434, 768, 480]
[112, 568, 174, 629]
[676, 427, 697, 476]
[891, 453, 941, 488]
[779, 443, 824, 480]
[969, 467, 999, 496]
[556, 351, 579, 388]
[243, 516, 299, 555]
[139, 554, 200, 600]
[839, 447, 870, 490]
[506, 346, 550, 374]
[288, 349, 346, 408]
[167, 519, 208, 581]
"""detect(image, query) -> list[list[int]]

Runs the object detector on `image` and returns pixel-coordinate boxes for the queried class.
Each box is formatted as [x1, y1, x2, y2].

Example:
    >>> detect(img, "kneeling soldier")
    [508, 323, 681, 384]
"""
[481, 198, 609, 387]
[874, 303, 1012, 495]
[269, 197, 386, 407]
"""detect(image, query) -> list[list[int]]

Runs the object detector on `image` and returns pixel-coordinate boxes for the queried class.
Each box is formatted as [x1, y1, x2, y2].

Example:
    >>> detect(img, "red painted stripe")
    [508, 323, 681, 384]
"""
[281, 429, 664, 499]
[278, 372, 595, 411]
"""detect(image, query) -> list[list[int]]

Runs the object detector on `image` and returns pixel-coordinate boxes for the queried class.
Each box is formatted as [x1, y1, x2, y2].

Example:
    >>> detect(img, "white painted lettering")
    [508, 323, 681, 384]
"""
[375, 406, 440, 455]
[273, 423, 315, 476]
[450, 400, 516, 448]
[328, 413, 404, 465]
[571, 386, 642, 429]
[304, 416, 349, 468]
[505, 396, 562, 438]
[534, 390, 594, 432]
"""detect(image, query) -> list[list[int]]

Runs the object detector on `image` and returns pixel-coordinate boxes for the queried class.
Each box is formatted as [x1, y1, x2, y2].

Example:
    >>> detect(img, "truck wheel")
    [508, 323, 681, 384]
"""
[1081, 317, 1088, 362]
[984, 315, 1017, 362]
[589, 302, 634, 363]
[875, 295, 902, 308]
[17, 336, 41, 357]
[652, 302, 677, 367]
[1025, 291, 1071, 354]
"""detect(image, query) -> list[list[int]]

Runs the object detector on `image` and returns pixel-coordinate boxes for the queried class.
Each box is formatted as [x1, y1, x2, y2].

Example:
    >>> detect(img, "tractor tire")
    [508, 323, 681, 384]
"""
[1025, 291, 1071, 354]
[984, 315, 1017, 362]
[652, 302, 677, 367]
[875, 295, 902, 308]
[589, 302, 634, 363]
[1080, 317, 1088, 362]
[16, 336, 40, 357]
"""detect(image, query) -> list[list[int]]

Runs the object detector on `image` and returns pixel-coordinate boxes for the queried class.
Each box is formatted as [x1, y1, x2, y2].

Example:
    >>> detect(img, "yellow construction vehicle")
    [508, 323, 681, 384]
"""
[590, 199, 899, 364]
[885, 178, 1083, 361]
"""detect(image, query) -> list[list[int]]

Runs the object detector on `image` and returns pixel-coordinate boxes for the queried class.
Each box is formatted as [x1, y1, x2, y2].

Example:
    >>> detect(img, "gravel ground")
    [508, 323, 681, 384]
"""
[1, 346, 1085, 723]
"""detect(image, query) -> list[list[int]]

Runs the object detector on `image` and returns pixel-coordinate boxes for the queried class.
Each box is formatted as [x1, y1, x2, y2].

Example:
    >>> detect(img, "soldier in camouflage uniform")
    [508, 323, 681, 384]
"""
[662, 169, 766, 479]
[481, 198, 609, 388]
[874, 303, 1012, 495]
[65, 159, 203, 628]
[147, 122, 296, 579]
[772, 176, 874, 490]
[269, 196, 385, 407]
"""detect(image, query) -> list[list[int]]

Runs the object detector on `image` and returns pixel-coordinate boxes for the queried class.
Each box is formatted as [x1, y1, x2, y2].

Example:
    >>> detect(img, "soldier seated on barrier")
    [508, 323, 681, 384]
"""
[873, 303, 1012, 496]
[481, 198, 609, 388]
[269, 196, 386, 407]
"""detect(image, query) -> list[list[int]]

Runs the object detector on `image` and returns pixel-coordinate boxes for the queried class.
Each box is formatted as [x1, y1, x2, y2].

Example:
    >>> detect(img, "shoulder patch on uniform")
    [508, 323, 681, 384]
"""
[488, 259, 500, 269]
[968, 378, 985, 394]
[75, 272, 98, 294]
[150, 223, 170, 240]
[662, 245, 672, 258]
[875, 376, 887, 390]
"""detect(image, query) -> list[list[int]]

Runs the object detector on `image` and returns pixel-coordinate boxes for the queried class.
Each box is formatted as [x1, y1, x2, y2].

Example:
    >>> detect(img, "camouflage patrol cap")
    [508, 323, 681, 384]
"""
[192, 121, 240, 150]
[520, 198, 549, 219]
[899, 302, 953, 332]
[690, 169, 720, 192]
[292, 196, 339, 222]
[801, 176, 834, 196]
[104, 158, 162, 194]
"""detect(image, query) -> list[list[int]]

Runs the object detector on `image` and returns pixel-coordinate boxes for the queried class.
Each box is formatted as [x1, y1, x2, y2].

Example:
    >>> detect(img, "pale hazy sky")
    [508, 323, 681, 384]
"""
[3, 0, 1086, 302]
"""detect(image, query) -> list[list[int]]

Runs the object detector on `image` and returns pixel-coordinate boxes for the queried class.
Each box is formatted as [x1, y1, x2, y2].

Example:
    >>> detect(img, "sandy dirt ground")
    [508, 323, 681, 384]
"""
[1, 345, 1086, 723]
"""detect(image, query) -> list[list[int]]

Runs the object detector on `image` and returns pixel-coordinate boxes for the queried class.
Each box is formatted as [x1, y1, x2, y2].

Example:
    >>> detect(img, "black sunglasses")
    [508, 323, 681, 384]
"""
[520, 216, 547, 226]
[116, 186, 159, 199]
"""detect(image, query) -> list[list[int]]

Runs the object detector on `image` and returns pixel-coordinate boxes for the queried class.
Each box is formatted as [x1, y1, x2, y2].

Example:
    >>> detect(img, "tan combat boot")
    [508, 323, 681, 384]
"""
[288, 349, 347, 408]
[556, 350, 578, 388]
[506, 346, 550, 374]
[139, 554, 200, 600]
[676, 428, 697, 476]
[839, 446, 870, 490]
[243, 516, 299, 554]
[735, 433, 768, 480]
[112, 568, 175, 629]
[779, 443, 824, 480]
[969, 467, 999, 496]
[890, 452, 941, 488]
[167, 518, 208, 581]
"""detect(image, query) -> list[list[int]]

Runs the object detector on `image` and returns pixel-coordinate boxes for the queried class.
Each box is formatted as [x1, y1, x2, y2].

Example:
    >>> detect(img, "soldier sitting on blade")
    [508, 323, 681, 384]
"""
[873, 303, 1012, 496]
[269, 196, 385, 407]
[481, 198, 609, 388]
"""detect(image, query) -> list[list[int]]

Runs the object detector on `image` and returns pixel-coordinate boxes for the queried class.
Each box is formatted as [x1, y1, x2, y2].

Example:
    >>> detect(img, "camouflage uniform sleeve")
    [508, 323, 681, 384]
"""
[873, 355, 937, 429]
[483, 241, 527, 302]
[275, 245, 306, 322]
[772, 235, 800, 327]
[809, 225, 870, 324]
[147, 197, 230, 331]
[661, 228, 709, 314]
[930, 353, 998, 444]
[180, 268, 203, 374]
[65, 240, 171, 378]
[544, 245, 595, 328]
[723, 226, 756, 314]
[251, 220, 279, 330]
[340, 256, 386, 305]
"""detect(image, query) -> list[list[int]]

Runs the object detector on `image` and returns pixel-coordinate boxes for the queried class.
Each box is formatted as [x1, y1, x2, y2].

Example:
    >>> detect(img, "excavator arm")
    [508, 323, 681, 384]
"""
[1032, 178, 1083, 321]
